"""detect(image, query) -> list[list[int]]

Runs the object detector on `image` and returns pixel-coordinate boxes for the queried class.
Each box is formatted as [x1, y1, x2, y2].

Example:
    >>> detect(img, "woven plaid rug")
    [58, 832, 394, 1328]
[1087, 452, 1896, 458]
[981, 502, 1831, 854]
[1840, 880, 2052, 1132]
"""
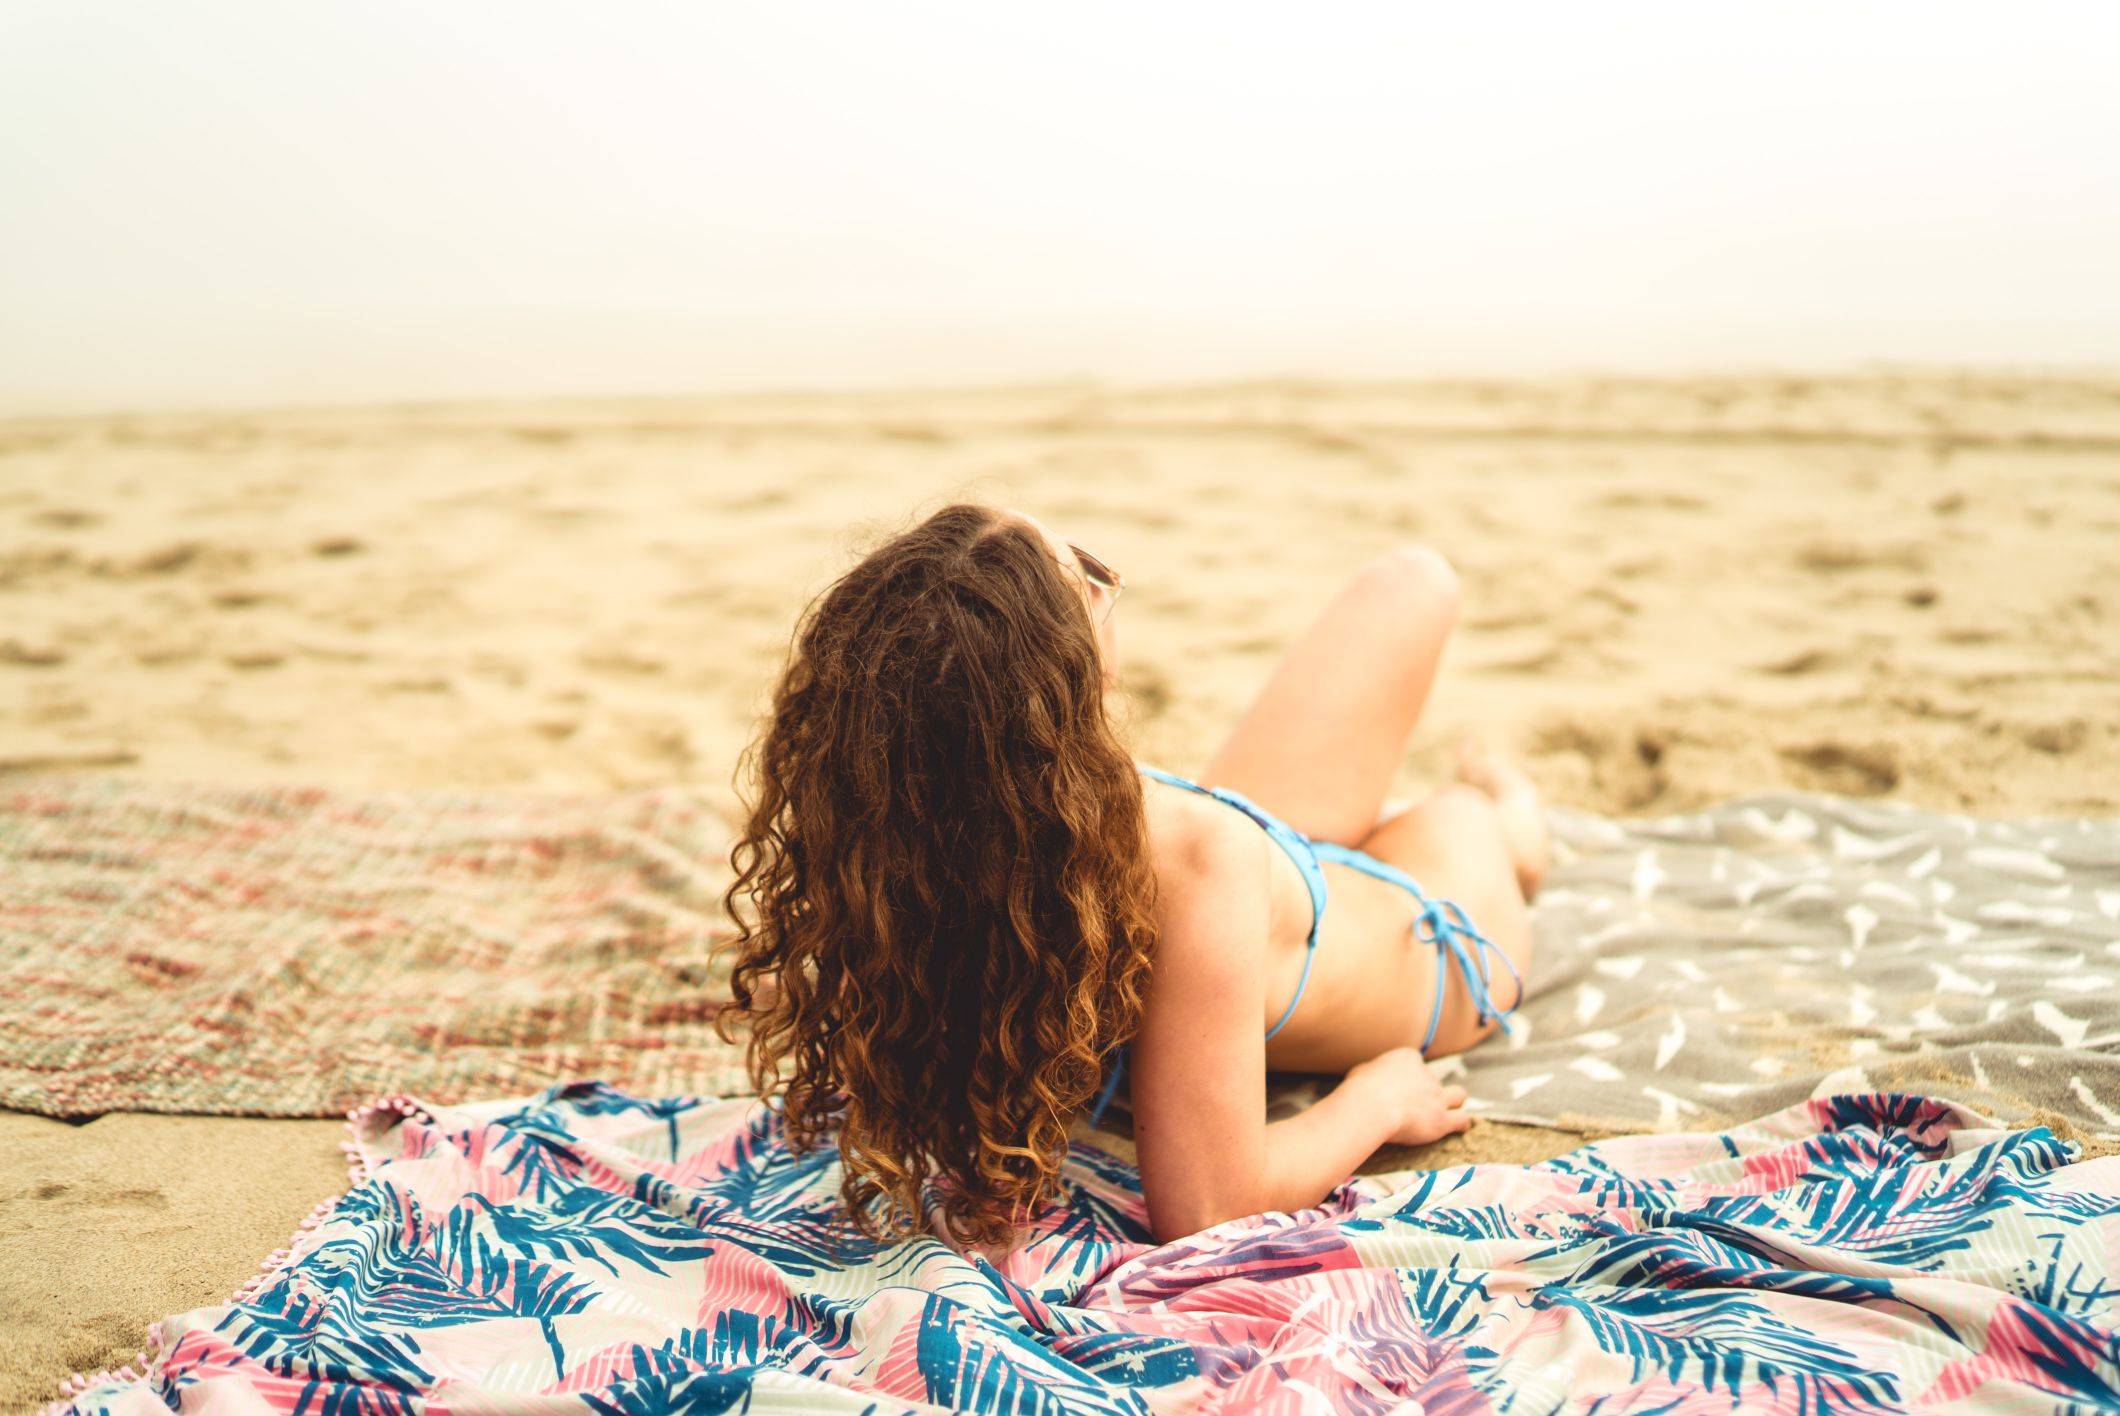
[0, 777, 746, 1116]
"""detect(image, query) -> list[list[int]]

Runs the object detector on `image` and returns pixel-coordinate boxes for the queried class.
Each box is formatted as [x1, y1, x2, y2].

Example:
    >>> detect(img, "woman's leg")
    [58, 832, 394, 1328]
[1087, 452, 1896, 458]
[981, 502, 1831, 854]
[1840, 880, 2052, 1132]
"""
[1203, 546, 1460, 846]
[1358, 784, 1535, 1056]
[1456, 739, 1551, 899]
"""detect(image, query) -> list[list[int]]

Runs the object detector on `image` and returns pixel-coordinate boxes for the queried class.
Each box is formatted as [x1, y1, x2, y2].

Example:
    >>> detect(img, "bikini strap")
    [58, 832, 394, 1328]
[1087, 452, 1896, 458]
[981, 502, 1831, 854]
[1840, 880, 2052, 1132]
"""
[1410, 890, 1523, 1054]
[1263, 939, 1318, 1043]
[1139, 765, 1329, 957]
[1137, 763, 1206, 794]
[1309, 842, 1523, 1054]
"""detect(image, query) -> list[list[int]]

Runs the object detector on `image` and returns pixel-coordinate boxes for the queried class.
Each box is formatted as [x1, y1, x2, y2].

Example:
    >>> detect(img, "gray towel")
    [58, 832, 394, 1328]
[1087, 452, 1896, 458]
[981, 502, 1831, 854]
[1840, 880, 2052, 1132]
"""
[1442, 792, 2120, 1139]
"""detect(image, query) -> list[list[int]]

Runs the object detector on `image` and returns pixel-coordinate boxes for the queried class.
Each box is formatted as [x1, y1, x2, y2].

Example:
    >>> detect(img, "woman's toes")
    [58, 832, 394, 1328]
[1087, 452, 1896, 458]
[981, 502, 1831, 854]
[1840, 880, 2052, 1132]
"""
[1454, 736, 1506, 796]
[1462, 738, 1536, 802]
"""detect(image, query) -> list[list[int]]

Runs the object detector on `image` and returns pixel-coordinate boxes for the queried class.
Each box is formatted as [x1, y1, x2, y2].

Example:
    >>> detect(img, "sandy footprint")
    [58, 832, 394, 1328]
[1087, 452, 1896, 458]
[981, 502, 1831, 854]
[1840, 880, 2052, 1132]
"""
[1779, 740, 1901, 794]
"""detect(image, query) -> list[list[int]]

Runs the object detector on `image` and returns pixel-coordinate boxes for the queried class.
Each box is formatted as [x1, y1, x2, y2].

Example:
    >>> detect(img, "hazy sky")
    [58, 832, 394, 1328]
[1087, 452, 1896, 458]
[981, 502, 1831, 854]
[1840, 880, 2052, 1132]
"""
[3, 2, 2116, 412]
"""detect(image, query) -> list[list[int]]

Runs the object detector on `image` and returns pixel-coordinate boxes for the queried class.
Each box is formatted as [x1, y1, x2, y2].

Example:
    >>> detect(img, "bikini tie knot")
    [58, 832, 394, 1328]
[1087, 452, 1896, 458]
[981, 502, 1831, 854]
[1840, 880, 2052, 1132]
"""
[1410, 886, 1524, 1054]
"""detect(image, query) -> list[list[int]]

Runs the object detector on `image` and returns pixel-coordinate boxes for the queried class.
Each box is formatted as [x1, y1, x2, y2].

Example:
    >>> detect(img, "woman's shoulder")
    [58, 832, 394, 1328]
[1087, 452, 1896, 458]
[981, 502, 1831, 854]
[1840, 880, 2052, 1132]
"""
[1139, 776, 1273, 970]
[1140, 773, 1269, 889]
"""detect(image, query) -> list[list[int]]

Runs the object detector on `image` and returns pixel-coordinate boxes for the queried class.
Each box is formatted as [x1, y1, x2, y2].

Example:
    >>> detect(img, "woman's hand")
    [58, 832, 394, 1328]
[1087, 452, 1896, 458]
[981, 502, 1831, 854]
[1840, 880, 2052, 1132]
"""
[1347, 1046, 1472, 1147]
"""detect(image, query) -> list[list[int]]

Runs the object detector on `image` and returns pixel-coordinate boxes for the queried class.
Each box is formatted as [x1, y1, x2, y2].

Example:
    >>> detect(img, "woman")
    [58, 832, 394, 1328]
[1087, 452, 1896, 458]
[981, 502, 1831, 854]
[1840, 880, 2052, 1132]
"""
[720, 503, 1546, 1249]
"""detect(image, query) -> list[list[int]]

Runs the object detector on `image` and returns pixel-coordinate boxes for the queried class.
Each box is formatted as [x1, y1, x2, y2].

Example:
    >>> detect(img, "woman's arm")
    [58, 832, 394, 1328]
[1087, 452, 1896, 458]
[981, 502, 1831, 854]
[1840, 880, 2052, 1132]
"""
[1130, 809, 1473, 1243]
[1119, 818, 1338, 1238]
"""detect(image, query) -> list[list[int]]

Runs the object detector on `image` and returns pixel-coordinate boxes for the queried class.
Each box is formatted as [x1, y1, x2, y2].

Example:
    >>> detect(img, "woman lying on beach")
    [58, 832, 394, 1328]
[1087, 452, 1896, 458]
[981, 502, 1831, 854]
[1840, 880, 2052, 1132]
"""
[720, 503, 1547, 1247]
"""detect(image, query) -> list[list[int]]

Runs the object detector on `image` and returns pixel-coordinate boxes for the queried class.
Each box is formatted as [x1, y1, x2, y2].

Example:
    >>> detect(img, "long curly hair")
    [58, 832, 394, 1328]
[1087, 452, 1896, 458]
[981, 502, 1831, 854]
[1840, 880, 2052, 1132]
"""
[717, 503, 1158, 1247]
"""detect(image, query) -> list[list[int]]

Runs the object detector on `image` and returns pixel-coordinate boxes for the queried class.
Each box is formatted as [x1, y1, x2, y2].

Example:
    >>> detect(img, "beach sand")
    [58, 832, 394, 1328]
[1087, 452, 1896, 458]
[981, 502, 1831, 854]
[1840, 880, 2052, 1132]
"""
[3, 372, 2117, 1406]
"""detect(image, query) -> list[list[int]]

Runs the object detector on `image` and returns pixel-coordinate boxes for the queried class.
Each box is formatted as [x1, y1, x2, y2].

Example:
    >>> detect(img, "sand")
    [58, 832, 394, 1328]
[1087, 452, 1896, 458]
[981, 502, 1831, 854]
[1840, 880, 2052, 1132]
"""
[0, 1115, 346, 1408]
[3, 371, 2117, 1406]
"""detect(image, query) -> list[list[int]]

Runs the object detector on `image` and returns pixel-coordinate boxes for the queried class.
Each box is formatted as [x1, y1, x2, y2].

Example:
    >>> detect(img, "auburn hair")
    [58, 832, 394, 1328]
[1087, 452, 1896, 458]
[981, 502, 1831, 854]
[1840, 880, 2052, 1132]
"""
[717, 503, 1158, 1247]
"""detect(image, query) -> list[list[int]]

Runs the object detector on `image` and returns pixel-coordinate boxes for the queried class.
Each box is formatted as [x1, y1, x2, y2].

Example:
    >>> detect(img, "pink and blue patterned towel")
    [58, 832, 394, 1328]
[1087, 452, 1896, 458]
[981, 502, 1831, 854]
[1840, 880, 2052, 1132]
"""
[59, 1082, 2120, 1413]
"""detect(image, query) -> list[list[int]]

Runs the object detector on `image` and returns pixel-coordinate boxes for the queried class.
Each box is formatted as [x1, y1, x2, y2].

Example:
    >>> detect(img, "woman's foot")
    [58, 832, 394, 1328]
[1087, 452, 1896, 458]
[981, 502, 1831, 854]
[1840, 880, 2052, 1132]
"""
[1454, 737, 1550, 900]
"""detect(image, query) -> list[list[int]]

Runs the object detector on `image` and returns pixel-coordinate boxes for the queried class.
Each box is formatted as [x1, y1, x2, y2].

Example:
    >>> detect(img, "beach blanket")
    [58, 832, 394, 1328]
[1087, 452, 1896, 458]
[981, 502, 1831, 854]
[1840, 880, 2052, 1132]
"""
[0, 778, 745, 1116]
[6, 777, 2118, 1134]
[54, 1080, 2120, 1414]
[1463, 793, 2120, 1140]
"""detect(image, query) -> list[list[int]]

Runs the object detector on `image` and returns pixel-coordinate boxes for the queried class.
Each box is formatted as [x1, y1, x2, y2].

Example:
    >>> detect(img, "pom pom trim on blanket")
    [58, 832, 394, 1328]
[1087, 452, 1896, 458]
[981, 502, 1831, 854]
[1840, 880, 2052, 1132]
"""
[47, 1094, 437, 1411]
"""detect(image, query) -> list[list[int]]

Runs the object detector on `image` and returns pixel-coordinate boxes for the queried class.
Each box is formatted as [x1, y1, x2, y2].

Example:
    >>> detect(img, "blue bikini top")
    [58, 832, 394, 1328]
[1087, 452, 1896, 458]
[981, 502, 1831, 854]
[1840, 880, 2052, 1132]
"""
[1085, 765, 1522, 1129]
[1137, 764, 1327, 1042]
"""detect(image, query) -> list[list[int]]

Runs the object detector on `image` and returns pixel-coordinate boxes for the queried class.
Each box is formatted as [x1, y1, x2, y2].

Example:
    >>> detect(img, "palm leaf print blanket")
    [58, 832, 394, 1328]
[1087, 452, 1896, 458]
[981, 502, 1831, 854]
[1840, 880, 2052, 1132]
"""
[57, 1082, 2120, 1414]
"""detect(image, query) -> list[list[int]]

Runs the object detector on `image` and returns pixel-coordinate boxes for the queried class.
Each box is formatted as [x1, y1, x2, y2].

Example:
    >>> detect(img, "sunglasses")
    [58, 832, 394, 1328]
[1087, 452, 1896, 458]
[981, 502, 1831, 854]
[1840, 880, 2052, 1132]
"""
[1068, 541, 1125, 624]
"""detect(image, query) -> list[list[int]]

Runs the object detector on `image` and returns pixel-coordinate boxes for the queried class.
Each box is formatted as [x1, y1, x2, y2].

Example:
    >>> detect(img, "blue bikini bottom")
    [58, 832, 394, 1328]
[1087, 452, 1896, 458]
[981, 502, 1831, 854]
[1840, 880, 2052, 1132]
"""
[1087, 765, 1521, 1127]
